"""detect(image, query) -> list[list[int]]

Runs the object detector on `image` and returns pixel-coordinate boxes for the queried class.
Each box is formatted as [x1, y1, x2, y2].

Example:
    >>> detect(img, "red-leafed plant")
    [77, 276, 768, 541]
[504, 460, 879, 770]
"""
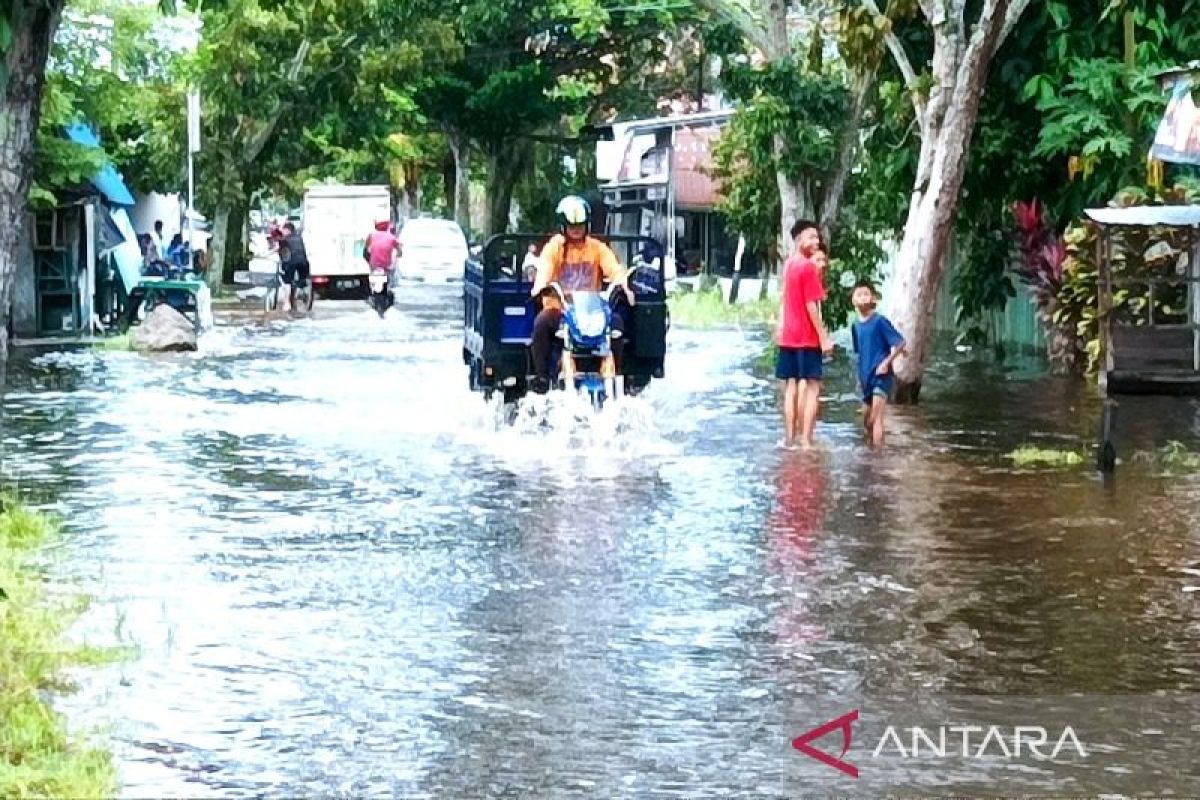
[1011, 198, 1077, 368]
[1012, 199, 1066, 295]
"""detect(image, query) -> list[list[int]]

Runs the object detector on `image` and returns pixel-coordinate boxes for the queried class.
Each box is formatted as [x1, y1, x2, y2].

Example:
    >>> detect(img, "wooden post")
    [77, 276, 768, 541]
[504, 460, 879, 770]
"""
[84, 201, 96, 335]
[1097, 398, 1118, 473]
[1096, 226, 1113, 396]
[1192, 227, 1199, 372]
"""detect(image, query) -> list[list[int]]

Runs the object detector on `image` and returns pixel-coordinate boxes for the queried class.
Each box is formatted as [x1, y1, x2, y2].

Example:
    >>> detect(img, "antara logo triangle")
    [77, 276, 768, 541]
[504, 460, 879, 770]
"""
[791, 710, 860, 778]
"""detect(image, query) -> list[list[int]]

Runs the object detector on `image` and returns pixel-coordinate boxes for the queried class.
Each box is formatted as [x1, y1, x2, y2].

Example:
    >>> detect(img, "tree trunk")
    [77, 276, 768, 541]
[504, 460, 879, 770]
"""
[449, 133, 472, 237]
[484, 140, 532, 237]
[442, 151, 456, 217]
[396, 165, 421, 221]
[761, 0, 799, 271]
[405, 164, 422, 218]
[820, 68, 875, 240]
[207, 205, 231, 295]
[774, 136, 815, 267]
[887, 0, 1030, 403]
[222, 198, 249, 285]
[0, 2, 65, 367]
[396, 190, 412, 222]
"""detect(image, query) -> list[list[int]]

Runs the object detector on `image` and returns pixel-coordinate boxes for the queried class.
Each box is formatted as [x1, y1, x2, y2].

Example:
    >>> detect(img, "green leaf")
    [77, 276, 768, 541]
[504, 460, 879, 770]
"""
[1047, 2, 1070, 30]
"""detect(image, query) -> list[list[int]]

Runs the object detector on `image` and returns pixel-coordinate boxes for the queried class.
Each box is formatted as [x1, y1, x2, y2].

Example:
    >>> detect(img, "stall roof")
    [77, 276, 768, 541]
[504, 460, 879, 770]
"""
[65, 123, 136, 206]
[1084, 205, 1200, 227]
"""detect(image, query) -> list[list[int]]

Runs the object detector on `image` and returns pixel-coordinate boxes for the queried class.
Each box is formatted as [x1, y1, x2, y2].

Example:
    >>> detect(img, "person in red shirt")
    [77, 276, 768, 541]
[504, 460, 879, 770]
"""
[776, 220, 834, 449]
[365, 220, 401, 272]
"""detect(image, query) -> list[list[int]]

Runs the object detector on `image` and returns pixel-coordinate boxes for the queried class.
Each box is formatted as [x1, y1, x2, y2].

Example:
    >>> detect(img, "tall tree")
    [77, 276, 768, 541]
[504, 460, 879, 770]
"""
[1, 0, 182, 364]
[861, 0, 1033, 401]
[193, 0, 455, 289]
[417, 0, 693, 237]
[1026, 0, 1200, 216]
[696, 0, 882, 260]
[36, 0, 190, 206]
[1, 2, 67, 363]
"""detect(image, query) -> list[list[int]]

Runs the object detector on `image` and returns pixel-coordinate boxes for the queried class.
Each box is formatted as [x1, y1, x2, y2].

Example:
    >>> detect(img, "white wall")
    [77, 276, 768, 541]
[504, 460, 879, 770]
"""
[131, 192, 183, 240]
[595, 122, 632, 182]
[596, 124, 660, 184]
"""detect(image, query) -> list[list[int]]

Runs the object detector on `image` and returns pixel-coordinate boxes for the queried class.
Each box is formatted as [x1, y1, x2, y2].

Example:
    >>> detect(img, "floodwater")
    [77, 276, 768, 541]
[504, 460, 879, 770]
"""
[2, 284, 1199, 798]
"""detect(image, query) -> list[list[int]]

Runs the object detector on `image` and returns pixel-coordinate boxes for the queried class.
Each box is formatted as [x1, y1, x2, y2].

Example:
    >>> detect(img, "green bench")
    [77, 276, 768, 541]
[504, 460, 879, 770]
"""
[121, 278, 207, 332]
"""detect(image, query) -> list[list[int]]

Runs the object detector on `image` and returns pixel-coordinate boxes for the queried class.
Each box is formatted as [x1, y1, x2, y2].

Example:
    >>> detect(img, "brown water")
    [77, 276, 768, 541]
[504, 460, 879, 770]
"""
[2, 285, 1199, 797]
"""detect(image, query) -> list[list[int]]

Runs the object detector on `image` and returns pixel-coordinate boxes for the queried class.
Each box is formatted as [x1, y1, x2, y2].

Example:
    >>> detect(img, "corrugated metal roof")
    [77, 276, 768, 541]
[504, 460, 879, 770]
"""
[607, 125, 724, 209]
[672, 126, 722, 209]
[65, 123, 136, 206]
[619, 109, 735, 135]
[1085, 205, 1200, 226]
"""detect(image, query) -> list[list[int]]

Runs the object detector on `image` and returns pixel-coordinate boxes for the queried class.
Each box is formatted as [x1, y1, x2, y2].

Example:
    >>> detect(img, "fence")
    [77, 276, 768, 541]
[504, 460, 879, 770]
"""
[875, 241, 1047, 356]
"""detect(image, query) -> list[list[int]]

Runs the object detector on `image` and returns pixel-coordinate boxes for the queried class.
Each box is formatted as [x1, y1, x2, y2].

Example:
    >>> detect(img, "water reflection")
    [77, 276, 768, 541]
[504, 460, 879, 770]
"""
[767, 451, 829, 659]
[1, 291, 1199, 796]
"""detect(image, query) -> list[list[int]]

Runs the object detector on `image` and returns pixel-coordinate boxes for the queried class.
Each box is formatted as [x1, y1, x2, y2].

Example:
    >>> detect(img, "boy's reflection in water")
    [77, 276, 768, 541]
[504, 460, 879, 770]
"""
[766, 451, 830, 659]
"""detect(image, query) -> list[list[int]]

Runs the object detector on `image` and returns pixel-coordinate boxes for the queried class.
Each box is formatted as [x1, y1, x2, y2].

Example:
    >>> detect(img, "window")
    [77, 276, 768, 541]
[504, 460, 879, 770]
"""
[31, 210, 67, 250]
[640, 146, 667, 178]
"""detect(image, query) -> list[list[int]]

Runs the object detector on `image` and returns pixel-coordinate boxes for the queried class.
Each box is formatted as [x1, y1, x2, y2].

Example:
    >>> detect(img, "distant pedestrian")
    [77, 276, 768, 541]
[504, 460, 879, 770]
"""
[167, 234, 189, 270]
[278, 222, 310, 310]
[521, 243, 540, 282]
[811, 248, 828, 274]
[776, 220, 833, 449]
[150, 220, 167, 260]
[850, 280, 906, 448]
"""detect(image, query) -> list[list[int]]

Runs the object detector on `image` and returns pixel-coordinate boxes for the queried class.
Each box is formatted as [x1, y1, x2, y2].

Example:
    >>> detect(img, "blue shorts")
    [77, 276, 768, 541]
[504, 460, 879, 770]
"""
[776, 347, 824, 381]
[861, 374, 894, 404]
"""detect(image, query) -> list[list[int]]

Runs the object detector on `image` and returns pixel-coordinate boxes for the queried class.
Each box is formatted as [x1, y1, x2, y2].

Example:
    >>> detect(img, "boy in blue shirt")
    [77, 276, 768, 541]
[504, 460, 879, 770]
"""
[851, 280, 906, 447]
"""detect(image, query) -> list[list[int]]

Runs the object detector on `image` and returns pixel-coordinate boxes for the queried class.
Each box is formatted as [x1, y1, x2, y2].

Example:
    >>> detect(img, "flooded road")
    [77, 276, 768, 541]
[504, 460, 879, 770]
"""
[2, 284, 1200, 797]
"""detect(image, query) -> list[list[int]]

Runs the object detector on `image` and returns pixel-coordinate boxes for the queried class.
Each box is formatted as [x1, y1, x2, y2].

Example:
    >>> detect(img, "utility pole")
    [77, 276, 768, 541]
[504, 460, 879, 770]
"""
[187, 90, 201, 255]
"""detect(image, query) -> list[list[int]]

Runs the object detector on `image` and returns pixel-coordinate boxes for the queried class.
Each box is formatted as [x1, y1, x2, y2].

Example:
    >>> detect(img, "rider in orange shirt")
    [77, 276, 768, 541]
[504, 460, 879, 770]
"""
[529, 195, 635, 393]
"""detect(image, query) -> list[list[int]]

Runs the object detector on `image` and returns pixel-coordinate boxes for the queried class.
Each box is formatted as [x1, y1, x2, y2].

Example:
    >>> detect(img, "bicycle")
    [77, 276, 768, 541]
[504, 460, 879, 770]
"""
[265, 260, 314, 316]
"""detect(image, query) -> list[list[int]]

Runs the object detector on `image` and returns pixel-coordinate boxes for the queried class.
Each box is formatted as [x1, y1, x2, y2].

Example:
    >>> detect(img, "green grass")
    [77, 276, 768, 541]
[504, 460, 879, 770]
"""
[1006, 441, 1200, 472]
[95, 333, 132, 352]
[1006, 445, 1087, 467]
[0, 495, 124, 800]
[1132, 441, 1200, 474]
[668, 287, 778, 329]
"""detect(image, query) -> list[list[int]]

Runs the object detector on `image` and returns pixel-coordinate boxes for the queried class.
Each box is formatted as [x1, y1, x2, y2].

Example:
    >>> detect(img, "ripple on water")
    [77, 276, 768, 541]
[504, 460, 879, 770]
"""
[4, 296, 1200, 797]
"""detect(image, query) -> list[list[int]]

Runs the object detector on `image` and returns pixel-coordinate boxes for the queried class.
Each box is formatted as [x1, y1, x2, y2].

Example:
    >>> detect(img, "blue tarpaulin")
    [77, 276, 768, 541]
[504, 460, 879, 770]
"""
[65, 123, 137, 206]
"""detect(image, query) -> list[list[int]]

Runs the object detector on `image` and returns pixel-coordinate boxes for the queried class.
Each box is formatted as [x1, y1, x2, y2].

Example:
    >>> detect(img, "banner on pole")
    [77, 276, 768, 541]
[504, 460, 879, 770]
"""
[1151, 76, 1200, 165]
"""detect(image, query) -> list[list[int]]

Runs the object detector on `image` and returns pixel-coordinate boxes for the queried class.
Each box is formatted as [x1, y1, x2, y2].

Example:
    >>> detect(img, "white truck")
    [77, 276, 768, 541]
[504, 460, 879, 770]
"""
[301, 184, 392, 295]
